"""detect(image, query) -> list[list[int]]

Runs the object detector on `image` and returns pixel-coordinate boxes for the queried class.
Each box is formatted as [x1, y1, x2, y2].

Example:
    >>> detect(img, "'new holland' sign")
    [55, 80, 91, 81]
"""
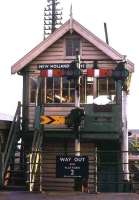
[38, 63, 86, 69]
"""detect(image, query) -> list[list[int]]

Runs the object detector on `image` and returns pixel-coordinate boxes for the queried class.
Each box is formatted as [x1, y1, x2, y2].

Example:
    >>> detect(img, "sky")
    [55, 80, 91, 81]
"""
[0, 0, 138, 128]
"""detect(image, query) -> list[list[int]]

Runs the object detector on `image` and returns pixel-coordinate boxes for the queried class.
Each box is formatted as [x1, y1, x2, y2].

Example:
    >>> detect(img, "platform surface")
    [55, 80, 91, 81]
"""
[0, 192, 139, 200]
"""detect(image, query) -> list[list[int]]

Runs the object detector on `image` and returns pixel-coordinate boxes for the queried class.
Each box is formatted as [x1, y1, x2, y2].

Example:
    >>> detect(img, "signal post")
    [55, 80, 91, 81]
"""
[74, 50, 81, 156]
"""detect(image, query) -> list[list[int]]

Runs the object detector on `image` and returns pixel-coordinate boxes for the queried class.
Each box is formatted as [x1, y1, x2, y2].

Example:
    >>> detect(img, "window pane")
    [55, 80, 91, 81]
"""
[98, 78, 107, 95]
[66, 39, 73, 56]
[108, 78, 116, 95]
[73, 39, 80, 55]
[39, 78, 45, 104]
[30, 77, 37, 103]
[80, 76, 85, 103]
[66, 38, 80, 56]
[62, 77, 69, 102]
[46, 77, 53, 103]
[96, 77, 116, 104]
[97, 78, 116, 96]
[54, 77, 61, 103]
[43, 75, 89, 104]
[47, 77, 53, 89]
[86, 77, 94, 104]
[69, 79, 75, 103]
[70, 89, 75, 103]
[62, 78, 75, 103]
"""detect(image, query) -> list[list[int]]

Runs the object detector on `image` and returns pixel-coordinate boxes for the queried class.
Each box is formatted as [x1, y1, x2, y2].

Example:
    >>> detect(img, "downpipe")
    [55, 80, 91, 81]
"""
[122, 91, 129, 181]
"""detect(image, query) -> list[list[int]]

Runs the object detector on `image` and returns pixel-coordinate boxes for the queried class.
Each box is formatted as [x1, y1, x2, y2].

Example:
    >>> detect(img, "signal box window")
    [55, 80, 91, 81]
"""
[97, 77, 116, 104]
[97, 78, 116, 95]
[46, 77, 53, 103]
[86, 77, 94, 104]
[30, 77, 45, 104]
[29, 75, 116, 105]
[66, 38, 80, 56]
[45, 77, 76, 104]
[30, 77, 37, 103]
[80, 76, 86, 103]
[62, 78, 75, 103]
[29, 76, 94, 104]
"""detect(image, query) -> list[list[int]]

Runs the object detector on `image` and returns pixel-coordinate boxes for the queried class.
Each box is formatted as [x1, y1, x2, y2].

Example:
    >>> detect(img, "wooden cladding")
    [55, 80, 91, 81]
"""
[29, 33, 110, 67]
[81, 38, 109, 59]
[27, 141, 97, 192]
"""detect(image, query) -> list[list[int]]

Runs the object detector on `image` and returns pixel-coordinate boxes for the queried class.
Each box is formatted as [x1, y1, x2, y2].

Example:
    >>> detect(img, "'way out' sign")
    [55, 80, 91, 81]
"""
[56, 156, 88, 178]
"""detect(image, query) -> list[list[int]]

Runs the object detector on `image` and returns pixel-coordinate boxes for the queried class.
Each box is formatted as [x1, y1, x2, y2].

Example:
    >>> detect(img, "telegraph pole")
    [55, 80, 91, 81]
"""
[104, 22, 109, 45]
[44, 0, 62, 39]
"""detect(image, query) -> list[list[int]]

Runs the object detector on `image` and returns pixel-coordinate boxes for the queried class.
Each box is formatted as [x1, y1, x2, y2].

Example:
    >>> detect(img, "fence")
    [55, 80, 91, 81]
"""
[97, 150, 139, 192]
[1, 149, 139, 193]
[26, 150, 97, 193]
[26, 150, 139, 193]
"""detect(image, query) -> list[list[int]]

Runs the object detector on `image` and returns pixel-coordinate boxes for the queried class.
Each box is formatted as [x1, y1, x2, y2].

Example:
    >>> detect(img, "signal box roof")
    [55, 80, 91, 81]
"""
[11, 18, 134, 74]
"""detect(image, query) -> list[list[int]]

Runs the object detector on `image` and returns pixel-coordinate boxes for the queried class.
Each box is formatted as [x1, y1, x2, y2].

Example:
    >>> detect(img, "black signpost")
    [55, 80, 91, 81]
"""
[56, 155, 88, 178]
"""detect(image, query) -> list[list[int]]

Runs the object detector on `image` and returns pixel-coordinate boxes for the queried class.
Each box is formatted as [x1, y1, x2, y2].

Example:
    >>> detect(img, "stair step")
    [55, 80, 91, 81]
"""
[13, 156, 21, 159]
[8, 176, 26, 180]
[4, 185, 27, 191]
[6, 170, 26, 173]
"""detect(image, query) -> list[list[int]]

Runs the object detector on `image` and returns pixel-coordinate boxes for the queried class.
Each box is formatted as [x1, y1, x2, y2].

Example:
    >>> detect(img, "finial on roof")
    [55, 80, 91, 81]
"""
[69, 3, 73, 33]
[70, 3, 73, 18]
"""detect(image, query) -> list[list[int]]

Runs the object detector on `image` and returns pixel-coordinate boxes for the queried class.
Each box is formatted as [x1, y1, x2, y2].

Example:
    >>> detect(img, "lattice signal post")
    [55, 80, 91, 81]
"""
[44, 0, 62, 39]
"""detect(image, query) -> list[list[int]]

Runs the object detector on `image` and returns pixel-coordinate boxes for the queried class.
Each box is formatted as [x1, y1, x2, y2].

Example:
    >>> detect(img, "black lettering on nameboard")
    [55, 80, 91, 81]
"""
[38, 63, 87, 70]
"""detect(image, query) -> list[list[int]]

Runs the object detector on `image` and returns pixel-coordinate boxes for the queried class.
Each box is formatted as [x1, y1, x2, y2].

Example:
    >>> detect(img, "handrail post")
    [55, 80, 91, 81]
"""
[0, 152, 2, 189]
[94, 147, 98, 193]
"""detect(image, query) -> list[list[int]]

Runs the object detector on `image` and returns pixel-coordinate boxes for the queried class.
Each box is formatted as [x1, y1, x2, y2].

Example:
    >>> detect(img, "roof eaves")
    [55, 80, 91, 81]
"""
[11, 20, 70, 74]
[73, 19, 134, 72]
[73, 19, 123, 60]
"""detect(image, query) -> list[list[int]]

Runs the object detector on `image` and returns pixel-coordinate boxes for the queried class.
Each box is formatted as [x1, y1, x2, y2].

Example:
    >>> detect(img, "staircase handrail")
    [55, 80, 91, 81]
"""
[29, 105, 43, 191]
[2, 101, 21, 182]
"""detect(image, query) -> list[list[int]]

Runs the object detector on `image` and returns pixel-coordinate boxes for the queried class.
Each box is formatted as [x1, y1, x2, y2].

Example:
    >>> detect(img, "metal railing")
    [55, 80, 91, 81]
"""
[1, 102, 21, 186]
[29, 105, 44, 192]
[1, 147, 139, 193]
[26, 150, 97, 193]
[96, 150, 139, 193]
[25, 150, 139, 193]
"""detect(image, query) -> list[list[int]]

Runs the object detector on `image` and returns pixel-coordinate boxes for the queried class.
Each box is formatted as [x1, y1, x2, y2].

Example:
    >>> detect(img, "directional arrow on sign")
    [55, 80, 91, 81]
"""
[40, 115, 65, 125]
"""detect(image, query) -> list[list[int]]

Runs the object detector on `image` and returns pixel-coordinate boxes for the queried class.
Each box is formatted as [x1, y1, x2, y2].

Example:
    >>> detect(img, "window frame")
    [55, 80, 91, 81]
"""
[64, 37, 81, 58]
[29, 76, 38, 104]
[97, 77, 116, 96]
